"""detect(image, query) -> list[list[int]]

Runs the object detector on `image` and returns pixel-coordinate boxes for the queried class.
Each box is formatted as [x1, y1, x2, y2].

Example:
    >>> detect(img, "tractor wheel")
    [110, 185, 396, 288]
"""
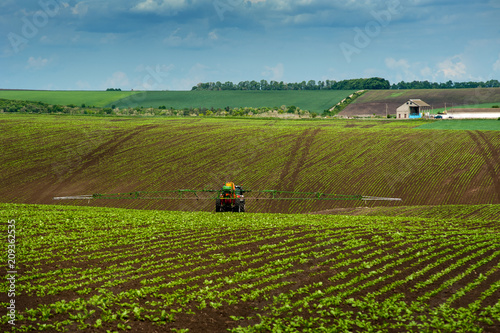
[215, 199, 221, 212]
[233, 199, 241, 212]
[240, 202, 245, 212]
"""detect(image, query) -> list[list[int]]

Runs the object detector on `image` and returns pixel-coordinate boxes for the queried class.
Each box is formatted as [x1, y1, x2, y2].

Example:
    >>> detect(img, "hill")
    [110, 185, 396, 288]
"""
[339, 88, 500, 117]
[0, 90, 356, 114]
[109, 90, 355, 113]
[0, 90, 138, 107]
[1, 114, 499, 213]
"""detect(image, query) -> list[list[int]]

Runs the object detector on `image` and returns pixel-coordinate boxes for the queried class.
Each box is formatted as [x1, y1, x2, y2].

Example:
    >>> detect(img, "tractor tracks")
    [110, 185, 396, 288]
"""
[267, 128, 322, 213]
[48, 125, 158, 198]
[277, 128, 321, 191]
[468, 130, 500, 203]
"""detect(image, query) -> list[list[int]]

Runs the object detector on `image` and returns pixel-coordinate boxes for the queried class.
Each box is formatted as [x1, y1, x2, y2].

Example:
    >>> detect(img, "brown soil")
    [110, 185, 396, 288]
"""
[339, 88, 500, 117]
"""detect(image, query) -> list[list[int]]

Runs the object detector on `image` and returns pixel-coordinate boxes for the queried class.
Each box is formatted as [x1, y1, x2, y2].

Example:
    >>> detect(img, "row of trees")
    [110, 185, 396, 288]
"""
[193, 78, 500, 91]
[192, 78, 390, 91]
[391, 80, 500, 90]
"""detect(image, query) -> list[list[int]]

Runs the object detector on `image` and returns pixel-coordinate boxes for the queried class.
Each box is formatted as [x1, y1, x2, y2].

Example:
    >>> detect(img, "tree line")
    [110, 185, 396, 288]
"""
[390, 80, 500, 89]
[192, 77, 390, 91]
[193, 78, 500, 91]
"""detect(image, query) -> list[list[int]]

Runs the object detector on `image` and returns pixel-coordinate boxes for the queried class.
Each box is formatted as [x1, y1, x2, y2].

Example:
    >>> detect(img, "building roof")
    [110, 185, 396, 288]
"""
[409, 99, 430, 107]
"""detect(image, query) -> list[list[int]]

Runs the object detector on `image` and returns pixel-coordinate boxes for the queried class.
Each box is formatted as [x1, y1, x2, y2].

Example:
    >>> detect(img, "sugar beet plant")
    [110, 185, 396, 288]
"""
[1, 203, 499, 332]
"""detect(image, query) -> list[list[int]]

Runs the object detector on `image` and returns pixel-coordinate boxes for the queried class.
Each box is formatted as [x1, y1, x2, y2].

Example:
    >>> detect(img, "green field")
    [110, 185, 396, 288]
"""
[0, 90, 356, 113]
[2, 113, 500, 332]
[1, 203, 499, 332]
[109, 90, 355, 113]
[417, 120, 500, 131]
[0, 91, 139, 108]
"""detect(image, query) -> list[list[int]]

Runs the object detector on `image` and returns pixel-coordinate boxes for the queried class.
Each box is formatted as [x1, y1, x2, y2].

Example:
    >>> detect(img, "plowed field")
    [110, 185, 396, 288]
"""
[339, 88, 500, 117]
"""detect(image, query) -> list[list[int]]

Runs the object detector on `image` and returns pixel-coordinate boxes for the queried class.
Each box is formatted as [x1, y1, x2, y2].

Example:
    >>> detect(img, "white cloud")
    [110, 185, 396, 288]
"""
[71, 2, 88, 16]
[26, 56, 49, 70]
[493, 54, 500, 72]
[385, 57, 410, 70]
[437, 55, 466, 79]
[420, 66, 433, 78]
[132, 0, 186, 14]
[262, 63, 284, 81]
[384, 57, 419, 82]
[104, 71, 130, 89]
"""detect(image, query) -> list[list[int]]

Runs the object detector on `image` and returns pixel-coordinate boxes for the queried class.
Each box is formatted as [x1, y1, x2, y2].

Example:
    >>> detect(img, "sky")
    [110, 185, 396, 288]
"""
[1, 0, 500, 90]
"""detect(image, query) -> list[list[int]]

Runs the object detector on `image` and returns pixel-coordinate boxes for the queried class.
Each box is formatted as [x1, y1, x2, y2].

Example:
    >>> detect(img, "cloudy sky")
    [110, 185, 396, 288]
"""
[1, 0, 499, 90]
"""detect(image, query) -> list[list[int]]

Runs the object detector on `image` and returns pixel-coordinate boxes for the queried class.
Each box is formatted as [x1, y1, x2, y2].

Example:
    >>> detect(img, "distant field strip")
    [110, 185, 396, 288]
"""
[417, 120, 500, 131]
[0, 203, 499, 332]
[0, 91, 139, 108]
[0, 90, 355, 113]
[109, 90, 356, 113]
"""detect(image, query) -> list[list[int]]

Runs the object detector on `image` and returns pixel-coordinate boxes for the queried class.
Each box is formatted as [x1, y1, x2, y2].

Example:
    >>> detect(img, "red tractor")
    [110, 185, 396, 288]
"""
[215, 182, 245, 212]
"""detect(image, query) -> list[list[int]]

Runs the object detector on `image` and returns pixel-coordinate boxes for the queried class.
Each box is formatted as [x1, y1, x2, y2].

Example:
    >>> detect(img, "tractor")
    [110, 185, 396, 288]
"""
[215, 182, 245, 212]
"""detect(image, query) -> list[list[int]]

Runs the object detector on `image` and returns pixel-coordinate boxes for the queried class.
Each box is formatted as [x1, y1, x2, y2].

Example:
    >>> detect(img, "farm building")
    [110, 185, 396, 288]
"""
[396, 99, 430, 119]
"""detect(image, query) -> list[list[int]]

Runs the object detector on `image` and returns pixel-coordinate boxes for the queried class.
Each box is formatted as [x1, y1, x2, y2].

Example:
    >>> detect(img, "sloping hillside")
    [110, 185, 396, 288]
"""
[1, 114, 499, 213]
[339, 88, 500, 117]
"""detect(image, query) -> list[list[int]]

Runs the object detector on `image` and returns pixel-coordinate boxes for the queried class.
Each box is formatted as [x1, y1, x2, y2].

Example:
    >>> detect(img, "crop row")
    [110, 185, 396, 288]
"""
[2, 115, 500, 214]
[1, 203, 499, 332]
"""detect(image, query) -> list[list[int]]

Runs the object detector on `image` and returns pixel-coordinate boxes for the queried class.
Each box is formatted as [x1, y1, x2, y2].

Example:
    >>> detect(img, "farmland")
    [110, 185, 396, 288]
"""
[1, 112, 500, 332]
[1, 114, 499, 214]
[417, 120, 500, 131]
[339, 88, 500, 117]
[0, 91, 139, 108]
[1, 203, 499, 332]
[110, 90, 356, 114]
[0, 90, 357, 114]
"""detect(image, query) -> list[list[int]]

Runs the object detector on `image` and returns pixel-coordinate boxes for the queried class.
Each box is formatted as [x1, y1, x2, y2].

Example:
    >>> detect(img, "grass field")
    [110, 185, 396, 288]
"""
[1, 114, 499, 213]
[417, 120, 500, 131]
[0, 90, 356, 113]
[109, 90, 356, 113]
[1, 203, 499, 332]
[0, 91, 139, 108]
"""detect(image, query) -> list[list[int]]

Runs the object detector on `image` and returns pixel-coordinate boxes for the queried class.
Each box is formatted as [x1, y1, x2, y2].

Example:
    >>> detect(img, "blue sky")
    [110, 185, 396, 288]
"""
[1, 0, 499, 90]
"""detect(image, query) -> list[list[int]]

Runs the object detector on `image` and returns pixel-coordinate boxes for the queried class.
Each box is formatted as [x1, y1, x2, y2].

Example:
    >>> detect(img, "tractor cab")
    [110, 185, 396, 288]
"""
[216, 182, 245, 212]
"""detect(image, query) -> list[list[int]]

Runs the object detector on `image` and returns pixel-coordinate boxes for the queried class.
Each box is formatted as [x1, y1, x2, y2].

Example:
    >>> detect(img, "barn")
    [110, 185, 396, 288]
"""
[396, 99, 430, 119]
